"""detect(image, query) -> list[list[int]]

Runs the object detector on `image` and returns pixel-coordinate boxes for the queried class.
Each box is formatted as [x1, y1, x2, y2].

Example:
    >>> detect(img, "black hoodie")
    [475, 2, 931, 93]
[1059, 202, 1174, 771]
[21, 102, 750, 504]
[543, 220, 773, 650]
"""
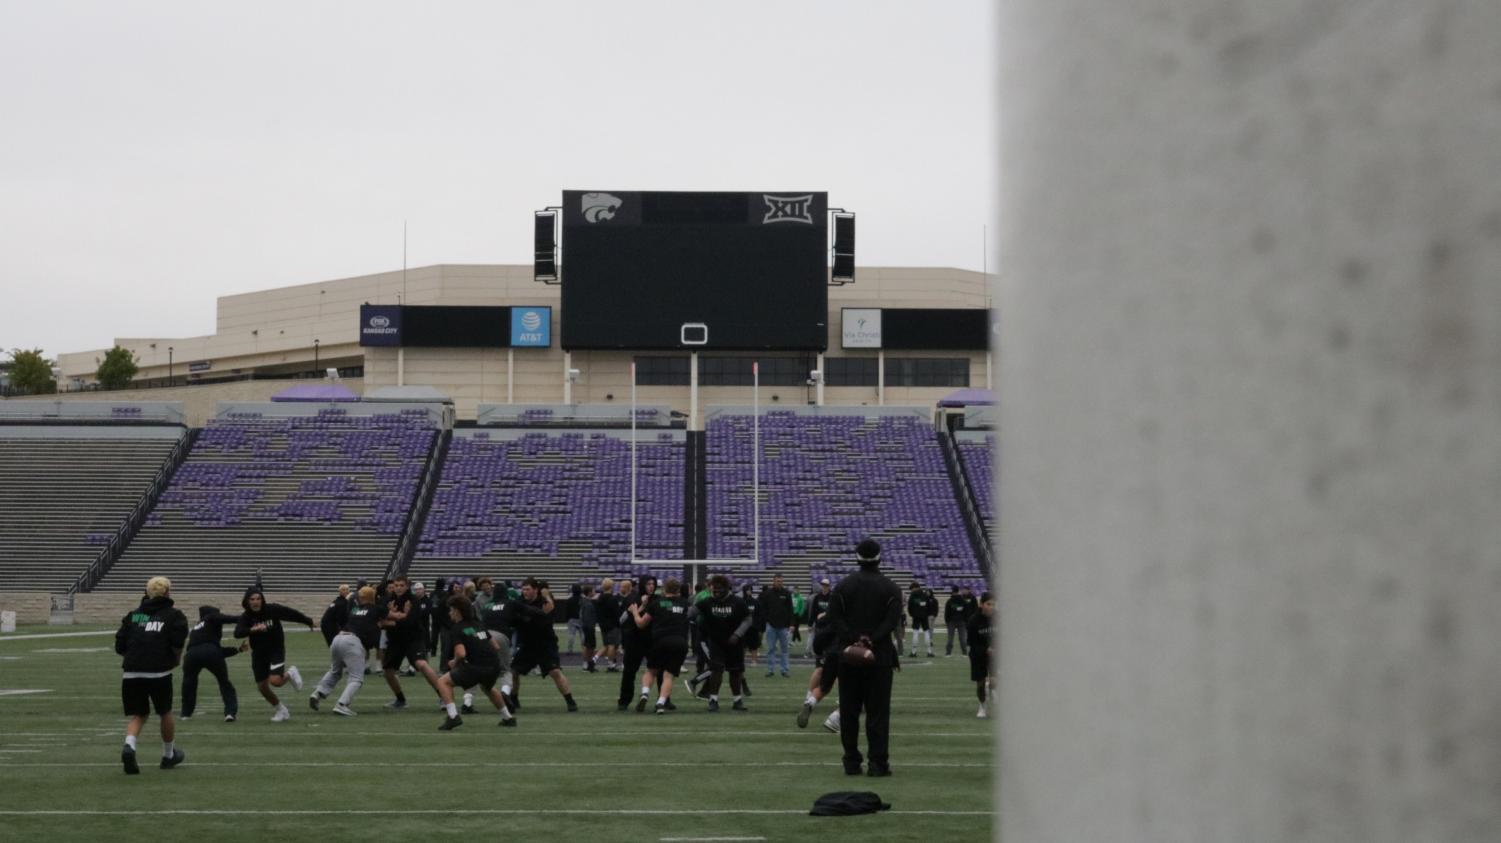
[187, 604, 243, 650]
[234, 588, 315, 654]
[115, 595, 189, 676]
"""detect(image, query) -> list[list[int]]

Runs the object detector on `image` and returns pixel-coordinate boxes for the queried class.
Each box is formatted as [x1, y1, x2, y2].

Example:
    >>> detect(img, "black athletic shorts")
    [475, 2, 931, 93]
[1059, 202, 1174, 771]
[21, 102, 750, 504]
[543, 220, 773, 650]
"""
[812, 627, 836, 668]
[511, 638, 561, 675]
[703, 637, 746, 673]
[251, 649, 287, 683]
[450, 662, 500, 692]
[742, 627, 761, 650]
[382, 637, 429, 671]
[911, 616, 932, 631]
[122, 675, 174, 717]
[582, 626, 597, 649]
[647, 636, 688, 676]
[970, 653, 992, 683]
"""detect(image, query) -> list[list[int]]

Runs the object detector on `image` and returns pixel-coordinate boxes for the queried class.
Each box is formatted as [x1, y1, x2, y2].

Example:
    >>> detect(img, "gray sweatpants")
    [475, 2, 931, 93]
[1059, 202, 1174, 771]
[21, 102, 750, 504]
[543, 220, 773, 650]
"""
[316, 632, 367, 707]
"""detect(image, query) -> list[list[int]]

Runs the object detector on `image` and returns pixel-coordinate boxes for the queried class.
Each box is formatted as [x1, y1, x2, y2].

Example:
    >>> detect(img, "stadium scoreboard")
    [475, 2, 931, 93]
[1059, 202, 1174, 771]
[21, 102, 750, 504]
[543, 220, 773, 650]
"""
[560, 190, 829, 351]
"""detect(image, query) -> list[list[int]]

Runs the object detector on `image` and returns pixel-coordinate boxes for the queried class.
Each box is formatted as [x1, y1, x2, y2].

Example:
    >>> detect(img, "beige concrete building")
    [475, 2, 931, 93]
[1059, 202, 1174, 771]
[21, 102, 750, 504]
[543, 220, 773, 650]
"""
[56, 264, 993, 423]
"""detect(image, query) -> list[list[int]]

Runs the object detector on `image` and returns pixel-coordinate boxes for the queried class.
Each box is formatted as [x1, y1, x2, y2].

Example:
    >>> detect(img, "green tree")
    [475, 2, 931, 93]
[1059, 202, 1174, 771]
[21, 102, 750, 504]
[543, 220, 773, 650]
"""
[8, 348, 56, 394]
[95, 345, 139, 391]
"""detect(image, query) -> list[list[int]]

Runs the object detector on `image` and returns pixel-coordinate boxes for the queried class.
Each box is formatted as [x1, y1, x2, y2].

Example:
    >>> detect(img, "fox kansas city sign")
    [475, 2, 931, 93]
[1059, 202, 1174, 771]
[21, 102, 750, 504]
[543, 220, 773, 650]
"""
[359, 305, 403, 347]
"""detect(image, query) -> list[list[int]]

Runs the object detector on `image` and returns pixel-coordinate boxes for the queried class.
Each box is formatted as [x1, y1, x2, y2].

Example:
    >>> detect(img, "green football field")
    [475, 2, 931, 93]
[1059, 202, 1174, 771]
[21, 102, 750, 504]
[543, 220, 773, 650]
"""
[0, 625, 995, 842]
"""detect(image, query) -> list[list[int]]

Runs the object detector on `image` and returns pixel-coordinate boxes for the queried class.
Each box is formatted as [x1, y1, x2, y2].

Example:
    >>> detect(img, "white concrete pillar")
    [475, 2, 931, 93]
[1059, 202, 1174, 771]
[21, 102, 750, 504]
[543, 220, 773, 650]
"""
[999, 2, 1501, 841]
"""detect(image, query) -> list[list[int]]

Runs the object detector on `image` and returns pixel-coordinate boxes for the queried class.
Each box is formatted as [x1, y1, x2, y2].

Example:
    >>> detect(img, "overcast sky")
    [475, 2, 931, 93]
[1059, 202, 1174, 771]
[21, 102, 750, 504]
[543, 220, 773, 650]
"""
[0, 1, 995, 356]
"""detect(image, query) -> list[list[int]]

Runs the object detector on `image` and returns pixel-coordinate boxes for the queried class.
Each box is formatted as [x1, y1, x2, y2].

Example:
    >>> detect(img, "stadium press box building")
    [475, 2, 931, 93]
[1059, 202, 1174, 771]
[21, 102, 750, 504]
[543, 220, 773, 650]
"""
[56, 263, 992, 425]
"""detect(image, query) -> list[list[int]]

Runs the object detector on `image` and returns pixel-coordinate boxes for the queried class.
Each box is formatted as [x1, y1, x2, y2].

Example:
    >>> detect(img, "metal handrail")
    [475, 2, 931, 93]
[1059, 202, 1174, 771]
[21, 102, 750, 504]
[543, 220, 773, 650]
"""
[69, 427, 196, 594]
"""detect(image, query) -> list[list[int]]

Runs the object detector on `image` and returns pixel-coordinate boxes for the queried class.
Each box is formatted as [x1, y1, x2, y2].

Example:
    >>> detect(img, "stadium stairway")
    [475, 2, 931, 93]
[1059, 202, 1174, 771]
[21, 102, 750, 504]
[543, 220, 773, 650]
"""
[938, 428, 995, 573]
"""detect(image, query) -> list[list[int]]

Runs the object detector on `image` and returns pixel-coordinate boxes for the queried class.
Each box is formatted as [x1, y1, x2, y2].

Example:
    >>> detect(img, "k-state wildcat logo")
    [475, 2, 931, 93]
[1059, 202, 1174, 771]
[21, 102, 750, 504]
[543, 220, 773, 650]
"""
[582, 192, 623, 223]
[762, 194, 814, 224]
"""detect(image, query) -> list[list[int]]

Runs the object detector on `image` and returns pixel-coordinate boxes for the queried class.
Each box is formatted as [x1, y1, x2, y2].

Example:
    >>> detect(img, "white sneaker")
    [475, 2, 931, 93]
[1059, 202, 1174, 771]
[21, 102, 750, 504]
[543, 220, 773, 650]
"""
[287, 666, 303, 691]
[977, 703, 988, 719]
[271, 704, 291, 722]
[822, 711, 841, 733]
[333, 703, 356, 716]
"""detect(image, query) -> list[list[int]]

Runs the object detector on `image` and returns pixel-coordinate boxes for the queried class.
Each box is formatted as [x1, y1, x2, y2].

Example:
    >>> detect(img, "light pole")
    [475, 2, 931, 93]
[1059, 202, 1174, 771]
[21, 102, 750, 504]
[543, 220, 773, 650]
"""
[167, 346, 173, 388]
[313, 339, 320, 377]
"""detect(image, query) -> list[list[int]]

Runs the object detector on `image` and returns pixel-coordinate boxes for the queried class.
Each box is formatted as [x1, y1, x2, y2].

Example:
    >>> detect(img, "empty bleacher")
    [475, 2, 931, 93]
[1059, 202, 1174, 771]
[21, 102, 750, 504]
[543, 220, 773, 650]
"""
[407, 428, 685, 587]
[705, 407, 986, 592]
[955, 431, 995, 546]
[99, 405, 439, 592]
[0, 425, 186, 592]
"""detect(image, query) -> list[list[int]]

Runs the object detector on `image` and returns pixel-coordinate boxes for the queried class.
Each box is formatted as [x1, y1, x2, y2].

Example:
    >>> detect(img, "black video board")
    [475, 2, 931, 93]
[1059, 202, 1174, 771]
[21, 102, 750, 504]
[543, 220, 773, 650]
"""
[560, 190, 828, 350]
[882, 309, 992, 350]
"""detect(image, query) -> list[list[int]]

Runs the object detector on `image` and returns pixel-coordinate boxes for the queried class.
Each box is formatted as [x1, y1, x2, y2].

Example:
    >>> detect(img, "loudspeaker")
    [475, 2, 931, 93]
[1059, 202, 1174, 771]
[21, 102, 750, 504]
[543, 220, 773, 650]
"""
[832, 212, 855, 281]
[534, 211, 558, 281]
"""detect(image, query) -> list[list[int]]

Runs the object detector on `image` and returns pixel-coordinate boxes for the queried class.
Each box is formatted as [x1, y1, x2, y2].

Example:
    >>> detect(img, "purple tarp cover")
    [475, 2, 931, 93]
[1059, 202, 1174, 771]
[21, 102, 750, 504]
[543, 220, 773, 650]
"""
[937, 388, 996, 408]
[270, 384, 360, 402]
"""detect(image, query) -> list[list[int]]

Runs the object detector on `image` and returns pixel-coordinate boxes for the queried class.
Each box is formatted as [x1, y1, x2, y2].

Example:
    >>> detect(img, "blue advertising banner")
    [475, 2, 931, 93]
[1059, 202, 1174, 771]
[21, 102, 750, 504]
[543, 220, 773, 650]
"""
[359, 305, 403, 347]
[510, 306, 552, 348]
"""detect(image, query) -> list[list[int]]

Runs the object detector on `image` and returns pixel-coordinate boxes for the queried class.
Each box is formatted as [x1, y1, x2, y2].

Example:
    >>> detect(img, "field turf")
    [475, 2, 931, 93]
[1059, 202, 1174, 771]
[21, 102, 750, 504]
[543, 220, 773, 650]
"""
[0, 625, 994, 842]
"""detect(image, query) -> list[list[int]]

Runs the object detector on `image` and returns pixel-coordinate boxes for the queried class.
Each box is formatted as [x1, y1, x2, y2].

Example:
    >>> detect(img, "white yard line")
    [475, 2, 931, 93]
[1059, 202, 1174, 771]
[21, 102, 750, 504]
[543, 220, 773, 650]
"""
[0, 631, 114, 642]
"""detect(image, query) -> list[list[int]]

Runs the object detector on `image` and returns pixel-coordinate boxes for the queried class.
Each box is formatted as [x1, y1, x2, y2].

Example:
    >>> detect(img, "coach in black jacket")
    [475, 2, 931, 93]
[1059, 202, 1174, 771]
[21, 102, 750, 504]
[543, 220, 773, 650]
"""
[827, 538, 903, 777]
[115, 576, 190, 774]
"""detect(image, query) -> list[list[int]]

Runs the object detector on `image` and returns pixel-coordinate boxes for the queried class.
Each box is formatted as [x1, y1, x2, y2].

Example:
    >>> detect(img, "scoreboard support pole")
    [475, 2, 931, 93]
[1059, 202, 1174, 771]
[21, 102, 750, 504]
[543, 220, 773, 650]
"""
[877, 349, 885, 405]
[816, 352, 825, 406]
[690, 352, 700, 431]
[507, 348, 514, 404]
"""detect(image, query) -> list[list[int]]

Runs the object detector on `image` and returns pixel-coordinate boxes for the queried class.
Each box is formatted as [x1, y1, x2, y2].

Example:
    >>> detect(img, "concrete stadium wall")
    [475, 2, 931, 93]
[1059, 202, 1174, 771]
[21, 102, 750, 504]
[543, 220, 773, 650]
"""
[1, 378, 365, 428]
[72, 592, 332, 626]
[0, 592, 334, 626]
[999, 1, 1501, 840]
[0, 593, 53, 626]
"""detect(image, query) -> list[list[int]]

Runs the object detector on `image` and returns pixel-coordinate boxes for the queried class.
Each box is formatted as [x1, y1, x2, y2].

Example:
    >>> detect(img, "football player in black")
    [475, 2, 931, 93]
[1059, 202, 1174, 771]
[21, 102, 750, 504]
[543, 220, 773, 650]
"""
[629, 578, 692, 714]
[687, 575, 754, 712]
[435, 595, 516, 730]
[234, 586, 315, 722]
[116, 576, 190, 773]
[968, 591, 996, 718]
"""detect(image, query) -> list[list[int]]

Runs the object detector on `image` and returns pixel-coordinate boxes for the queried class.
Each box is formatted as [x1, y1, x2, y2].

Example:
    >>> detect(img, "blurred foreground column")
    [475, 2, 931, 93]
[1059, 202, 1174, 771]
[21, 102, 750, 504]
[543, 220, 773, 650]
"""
[998, 2, 1501, 840]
